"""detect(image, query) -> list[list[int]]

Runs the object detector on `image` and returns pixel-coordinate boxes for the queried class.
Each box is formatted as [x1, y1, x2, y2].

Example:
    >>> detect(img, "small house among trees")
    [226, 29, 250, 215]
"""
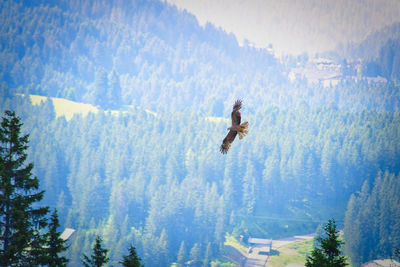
[361, 259, 400, 267]
[247, 237, 272, 254]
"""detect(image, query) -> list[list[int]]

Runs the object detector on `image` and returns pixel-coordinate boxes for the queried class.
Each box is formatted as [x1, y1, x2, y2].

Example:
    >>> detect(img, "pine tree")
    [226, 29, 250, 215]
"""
[345, 172, 400, 265]
[107, 70, 122, 109]
[0, 110, 49, 266]
[177, 240, 186, 266]
[82, 235, 109, 267]
[120, 244, 144, 267]
[306, 247, 329, 267]
[203, 242, 212, 267]
[305, 219, 348, 267]
[343, 195, 362, 266]
[189, 243, 201, 262]
[93, 68, 108, 108]
[45, 209, 69, 266]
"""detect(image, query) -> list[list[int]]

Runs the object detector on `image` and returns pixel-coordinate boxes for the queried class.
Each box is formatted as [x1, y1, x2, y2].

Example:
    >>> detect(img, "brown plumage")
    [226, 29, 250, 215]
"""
[220, 99, 249, 154]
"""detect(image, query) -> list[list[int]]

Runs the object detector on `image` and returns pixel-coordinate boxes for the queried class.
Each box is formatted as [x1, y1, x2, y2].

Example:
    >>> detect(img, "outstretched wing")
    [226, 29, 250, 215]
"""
[220, 130, 237, 154]
[231, 99, 242, 126]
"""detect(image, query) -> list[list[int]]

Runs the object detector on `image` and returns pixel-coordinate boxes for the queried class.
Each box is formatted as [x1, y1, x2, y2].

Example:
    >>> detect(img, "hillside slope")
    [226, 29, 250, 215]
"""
[0, 0, 277, 113]
[168, 0, 400, 55]
[2, 94, 399, 266]
[29, 95, 99, 120]
[1, 0, 399, 114]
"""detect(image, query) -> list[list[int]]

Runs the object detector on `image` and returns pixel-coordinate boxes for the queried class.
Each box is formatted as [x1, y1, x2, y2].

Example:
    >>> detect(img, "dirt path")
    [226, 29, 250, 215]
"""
[243, 234, 315, 267]
[271, 233, 315, 249]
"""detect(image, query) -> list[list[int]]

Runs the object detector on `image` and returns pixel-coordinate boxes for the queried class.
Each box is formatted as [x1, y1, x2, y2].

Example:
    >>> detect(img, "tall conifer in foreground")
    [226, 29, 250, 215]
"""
[305, 219, 348, 267]
[120, 244, 144, 267]
[82, 235, 109, 267]
[45, 209, 69, 266]
[0, 110, 49, 266]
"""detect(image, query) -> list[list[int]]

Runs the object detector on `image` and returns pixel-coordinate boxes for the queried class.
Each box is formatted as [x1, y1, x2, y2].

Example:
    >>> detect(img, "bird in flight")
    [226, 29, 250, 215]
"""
[220, 99, 249, 154]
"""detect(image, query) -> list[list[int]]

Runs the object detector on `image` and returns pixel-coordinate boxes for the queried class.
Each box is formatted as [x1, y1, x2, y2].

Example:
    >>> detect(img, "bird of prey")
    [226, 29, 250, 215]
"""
[220, 99, 249, 154]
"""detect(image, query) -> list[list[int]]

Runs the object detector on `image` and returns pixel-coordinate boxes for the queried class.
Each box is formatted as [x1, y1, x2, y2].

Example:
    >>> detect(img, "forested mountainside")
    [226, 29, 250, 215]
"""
[361, 38, 400, 82]
[1, 94, 399, 266]
[0, 0, 277, 112]
[331, 22, 400, 82]
[168, 0, 400, 55]
[1, 0, 400, 115]
[338, 22, 400, 61]
[1, 0, 400, 266]
[345, 171, 400, 266]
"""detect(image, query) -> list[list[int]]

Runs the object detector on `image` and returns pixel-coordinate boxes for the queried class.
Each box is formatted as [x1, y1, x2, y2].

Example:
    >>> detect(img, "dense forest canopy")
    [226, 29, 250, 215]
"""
[1, 0, 399, 114]
[1, 94, 399, 265]
[0, 0, 399, 266]
[344, 171, 400, 266]
[338, 22, 400, 61]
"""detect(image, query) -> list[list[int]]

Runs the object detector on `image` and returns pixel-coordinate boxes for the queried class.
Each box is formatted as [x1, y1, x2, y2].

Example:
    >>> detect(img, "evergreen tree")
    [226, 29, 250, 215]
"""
[306, 247, 329, 267]
[305, 219, 348, 267]
[82, 235, 109, 267]
[92, 68, 108, 108]
[394, 248, 400, 262]
[45, 209, 69, 266]
[344, 181, 370, 266]
[120, 244, 144, 267]
[0, 110, 49, 266]
[177, 240, 186, 266]
[344, 171, 400, 266]
[189, 243, 201, 262]
[203, 242, 212, 267]
[107, 70, 122, 109]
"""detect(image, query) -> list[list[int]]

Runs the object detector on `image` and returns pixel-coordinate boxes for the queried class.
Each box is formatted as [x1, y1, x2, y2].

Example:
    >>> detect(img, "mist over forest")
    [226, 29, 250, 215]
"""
[0, 0, 400, 266]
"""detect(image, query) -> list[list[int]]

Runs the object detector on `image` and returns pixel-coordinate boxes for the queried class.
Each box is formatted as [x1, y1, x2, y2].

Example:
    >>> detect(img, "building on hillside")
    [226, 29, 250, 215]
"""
[247, 237, 272, 255]
[60, 228, 75, 241]
[362, 259, 400, 267]
[184, 260, 203, 267]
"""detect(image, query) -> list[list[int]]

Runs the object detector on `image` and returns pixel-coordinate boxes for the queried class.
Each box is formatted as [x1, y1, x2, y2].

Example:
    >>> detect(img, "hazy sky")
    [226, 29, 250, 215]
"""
[167, 0, 400, 56]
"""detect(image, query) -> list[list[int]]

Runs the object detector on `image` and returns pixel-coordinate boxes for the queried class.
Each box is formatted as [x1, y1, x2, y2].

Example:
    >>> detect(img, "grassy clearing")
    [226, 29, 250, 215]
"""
[30, 95, 99, 121]
[267, 239, 313, 267]
[28, 95, 158, 120]
[287, 239, 314, 256]
[205, 116, 229, 123]
[210, 259, 237, 267]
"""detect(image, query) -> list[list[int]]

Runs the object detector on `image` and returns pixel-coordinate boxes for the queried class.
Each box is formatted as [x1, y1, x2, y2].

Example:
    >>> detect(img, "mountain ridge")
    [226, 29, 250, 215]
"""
[168, 0, 400, 55]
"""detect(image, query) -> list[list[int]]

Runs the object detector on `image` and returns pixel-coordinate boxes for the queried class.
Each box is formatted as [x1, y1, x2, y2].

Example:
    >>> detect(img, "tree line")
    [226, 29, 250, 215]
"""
[0, 110, 143, 266]
[0, 108, 357, 266]
[361, 38, 400, 82]
[344, 171, 400, 266]
[1, 0, 399, 115]
[1, 0, 399, 265]
[1, 93, 399, 266]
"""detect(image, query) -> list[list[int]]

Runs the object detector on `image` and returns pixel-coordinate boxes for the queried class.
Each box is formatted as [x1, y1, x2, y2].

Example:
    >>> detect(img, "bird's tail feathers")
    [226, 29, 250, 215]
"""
[238, 121, 249, 139]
